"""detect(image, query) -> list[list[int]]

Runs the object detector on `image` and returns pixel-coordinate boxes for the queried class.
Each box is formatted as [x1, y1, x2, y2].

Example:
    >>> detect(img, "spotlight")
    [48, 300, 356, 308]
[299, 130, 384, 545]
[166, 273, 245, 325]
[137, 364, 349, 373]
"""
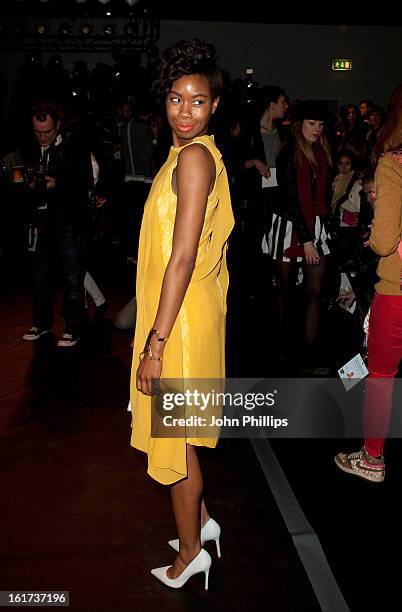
[36, 23, 48, 35]
[103, 22, 115, 36]
[80, 22, 92, 35]
[98, 0, 111, 4]
[125, 0, 139, 5]
[59, 22, 71, 36]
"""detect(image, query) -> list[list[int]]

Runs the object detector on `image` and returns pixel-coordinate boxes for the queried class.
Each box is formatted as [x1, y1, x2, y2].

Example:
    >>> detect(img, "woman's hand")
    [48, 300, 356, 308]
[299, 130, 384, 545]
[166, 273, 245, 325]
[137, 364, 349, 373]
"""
[136, 356, 163, 396]
[244, 159, 270, 178]
[254, 159, 270, 178]
[336, 290, 356, 308]
[303, 241, 320, 265]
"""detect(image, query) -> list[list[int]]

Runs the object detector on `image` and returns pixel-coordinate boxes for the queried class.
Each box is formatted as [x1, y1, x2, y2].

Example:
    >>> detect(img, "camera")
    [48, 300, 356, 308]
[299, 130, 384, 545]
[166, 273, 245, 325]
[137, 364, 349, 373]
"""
[34, 167, 48, 194]
[31, 158, 53, 195]
[27, 159, 53, 211]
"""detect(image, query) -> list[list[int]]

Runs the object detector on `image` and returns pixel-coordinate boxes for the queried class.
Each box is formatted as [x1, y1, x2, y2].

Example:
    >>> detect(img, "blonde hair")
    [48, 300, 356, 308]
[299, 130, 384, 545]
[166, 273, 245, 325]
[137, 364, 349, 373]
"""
[290, 120, 333, 168]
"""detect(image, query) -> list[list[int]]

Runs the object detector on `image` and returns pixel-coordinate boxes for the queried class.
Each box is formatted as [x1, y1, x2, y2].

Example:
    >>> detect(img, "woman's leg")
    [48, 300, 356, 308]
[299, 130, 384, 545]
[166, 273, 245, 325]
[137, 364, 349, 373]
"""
[114, 296, 137, 330]
[167, 444, 203, 578]
[364, 294, 402, 457]
[302, 255, 327, 349]
[274, 260, 296, 351]
[201, 499, 210, 527]
[84, 271, 106, 307]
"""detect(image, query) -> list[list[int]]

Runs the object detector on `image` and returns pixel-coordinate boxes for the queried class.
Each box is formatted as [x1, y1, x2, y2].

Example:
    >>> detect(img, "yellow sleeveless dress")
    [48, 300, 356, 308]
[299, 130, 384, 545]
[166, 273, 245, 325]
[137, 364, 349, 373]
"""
[129, 135, 234, 484]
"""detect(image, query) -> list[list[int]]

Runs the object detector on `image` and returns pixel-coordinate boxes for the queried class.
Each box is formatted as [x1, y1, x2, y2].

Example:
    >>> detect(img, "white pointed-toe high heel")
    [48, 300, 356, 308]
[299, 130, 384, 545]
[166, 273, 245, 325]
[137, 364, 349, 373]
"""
[168, 518, 221, 558]
[151, 548, 211, 590]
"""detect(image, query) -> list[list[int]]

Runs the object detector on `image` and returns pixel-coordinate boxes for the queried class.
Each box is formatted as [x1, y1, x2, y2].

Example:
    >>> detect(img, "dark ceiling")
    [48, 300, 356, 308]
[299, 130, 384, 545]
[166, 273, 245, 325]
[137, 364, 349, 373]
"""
[0, 0, 397, 24]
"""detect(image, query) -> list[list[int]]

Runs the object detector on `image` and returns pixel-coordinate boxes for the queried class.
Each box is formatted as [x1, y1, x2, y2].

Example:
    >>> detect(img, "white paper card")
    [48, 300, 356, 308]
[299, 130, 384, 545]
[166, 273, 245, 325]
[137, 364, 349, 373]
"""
[338, 353, 369, 391]
[262, 168, 278, 188]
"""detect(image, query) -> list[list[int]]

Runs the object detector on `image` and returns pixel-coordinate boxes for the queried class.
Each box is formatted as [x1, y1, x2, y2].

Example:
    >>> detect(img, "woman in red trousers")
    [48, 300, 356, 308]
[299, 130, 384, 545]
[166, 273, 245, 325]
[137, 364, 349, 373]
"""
[335, 83, 402, 482]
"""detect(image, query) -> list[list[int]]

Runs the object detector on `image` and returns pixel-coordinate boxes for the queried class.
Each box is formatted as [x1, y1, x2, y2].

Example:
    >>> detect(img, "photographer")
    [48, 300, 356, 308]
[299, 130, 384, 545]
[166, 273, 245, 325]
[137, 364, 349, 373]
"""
[22, 101, 92, 347]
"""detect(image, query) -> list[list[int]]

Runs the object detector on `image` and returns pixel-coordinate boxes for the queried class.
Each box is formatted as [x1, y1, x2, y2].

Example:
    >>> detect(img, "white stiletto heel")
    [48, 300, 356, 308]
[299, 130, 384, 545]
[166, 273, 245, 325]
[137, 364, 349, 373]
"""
[204, 567, 210, 590]
[151, 548, 212, 590]
[169, 518, 222, 558]
[214, 535, 221, 558]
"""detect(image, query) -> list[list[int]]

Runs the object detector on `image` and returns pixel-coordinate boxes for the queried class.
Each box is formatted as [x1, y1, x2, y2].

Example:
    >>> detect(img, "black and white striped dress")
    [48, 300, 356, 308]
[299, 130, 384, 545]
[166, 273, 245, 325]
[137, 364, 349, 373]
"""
[264, 214, 330, 263]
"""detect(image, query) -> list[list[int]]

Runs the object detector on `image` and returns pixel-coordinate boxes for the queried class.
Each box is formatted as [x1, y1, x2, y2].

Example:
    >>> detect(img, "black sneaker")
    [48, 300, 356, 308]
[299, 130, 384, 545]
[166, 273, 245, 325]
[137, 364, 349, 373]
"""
[57, 333, 80, 348]
[22, 326, 50, 341]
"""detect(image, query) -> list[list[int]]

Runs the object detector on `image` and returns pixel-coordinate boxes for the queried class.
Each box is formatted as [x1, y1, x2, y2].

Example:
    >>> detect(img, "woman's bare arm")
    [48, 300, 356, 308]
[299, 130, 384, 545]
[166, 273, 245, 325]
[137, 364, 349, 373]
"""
[136, 143, 215, 395]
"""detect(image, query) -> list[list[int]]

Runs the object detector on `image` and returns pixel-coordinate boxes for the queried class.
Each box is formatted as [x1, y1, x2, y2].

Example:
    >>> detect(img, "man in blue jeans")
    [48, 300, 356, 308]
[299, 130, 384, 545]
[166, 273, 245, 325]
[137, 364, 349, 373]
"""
[22, 101, 91, 347]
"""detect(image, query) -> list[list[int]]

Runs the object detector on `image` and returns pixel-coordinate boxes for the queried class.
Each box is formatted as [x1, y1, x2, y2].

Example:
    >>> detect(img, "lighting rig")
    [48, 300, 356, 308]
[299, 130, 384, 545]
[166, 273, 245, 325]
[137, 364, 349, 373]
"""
[0, 0, 159, 55]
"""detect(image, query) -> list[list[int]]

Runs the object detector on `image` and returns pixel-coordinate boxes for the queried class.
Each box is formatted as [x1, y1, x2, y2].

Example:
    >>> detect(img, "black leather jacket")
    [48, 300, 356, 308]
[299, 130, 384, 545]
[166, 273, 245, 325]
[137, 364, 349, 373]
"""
[276, 143, 332, 245]
[23, 130, 92, 234]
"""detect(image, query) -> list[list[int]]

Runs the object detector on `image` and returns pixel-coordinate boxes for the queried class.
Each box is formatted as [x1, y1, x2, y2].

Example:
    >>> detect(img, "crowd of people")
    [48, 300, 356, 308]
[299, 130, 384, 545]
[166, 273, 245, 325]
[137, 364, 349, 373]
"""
[0, 41, 401, 589]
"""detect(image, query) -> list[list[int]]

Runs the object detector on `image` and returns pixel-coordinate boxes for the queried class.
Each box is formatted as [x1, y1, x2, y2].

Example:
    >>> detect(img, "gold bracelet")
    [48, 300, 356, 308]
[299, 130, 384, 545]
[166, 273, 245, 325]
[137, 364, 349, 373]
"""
[139, 346, 162, 362]
[150, 328, 169, 342]
[143, 328, 168, 346]
[139, 328, 167, 362]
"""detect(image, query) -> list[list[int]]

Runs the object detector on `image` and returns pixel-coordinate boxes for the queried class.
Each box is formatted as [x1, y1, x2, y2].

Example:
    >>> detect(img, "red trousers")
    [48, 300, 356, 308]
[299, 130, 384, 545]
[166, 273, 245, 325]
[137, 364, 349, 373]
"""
[364, 293, 402, 457]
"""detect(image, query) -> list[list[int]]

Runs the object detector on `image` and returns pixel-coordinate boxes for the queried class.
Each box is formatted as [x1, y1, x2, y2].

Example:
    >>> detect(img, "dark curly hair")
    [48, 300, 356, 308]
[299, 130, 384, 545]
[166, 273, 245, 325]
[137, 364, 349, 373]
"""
[153, 38, 223, 99]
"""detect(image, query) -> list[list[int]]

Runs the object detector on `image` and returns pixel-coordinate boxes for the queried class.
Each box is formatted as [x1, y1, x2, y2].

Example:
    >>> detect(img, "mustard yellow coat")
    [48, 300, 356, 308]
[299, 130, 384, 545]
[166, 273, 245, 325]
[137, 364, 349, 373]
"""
[129, 135, 234, 484]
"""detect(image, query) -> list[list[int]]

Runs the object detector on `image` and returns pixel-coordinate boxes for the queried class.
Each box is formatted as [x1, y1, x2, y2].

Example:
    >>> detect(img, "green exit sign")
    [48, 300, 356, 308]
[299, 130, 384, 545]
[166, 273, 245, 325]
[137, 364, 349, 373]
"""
[332, 59, 352, 71]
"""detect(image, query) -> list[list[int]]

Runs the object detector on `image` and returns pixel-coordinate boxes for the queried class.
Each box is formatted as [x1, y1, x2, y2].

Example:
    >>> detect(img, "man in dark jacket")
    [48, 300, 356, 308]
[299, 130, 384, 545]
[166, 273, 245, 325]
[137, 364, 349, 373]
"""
[22, 101, 91, 347]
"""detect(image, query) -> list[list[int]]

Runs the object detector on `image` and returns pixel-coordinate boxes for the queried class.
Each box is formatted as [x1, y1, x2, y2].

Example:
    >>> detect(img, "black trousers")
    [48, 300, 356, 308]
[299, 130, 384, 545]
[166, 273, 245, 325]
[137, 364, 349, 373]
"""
[32, 221, 88, 335]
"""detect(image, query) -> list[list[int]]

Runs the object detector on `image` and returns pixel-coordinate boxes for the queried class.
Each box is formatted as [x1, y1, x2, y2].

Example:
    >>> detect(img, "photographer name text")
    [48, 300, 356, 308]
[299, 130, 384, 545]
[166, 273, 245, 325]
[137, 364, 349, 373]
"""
[162, 415, 288, 428]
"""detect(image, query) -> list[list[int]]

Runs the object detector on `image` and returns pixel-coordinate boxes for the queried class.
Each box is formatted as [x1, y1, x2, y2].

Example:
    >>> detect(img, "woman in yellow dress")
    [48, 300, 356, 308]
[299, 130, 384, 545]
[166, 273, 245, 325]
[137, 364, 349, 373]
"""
[129, 39, 234, 589]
